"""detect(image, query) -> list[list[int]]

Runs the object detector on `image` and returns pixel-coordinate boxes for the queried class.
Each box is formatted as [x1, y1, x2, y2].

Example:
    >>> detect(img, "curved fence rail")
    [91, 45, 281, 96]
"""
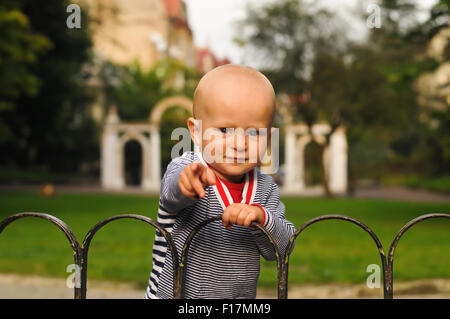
[385, 213, 450, 299]
[282, 214, 388, 299]
[0, 212, 448, 299]
[80, 214, 179, 299]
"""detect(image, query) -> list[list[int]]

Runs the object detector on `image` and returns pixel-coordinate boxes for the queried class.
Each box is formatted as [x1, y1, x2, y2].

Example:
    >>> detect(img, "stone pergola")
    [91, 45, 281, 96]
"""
[101, 95, 347, 195]
[100, 96, 193, 191]
[283, 123, 348, 194]
[277, 99, 348, 195]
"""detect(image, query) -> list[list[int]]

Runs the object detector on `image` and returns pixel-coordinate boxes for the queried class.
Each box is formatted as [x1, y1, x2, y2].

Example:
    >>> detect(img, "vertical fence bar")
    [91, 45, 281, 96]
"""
[282, 215, 387, 299]
[250, 221, 283, 299]
[386, 213, 450, 299]
[0, 212, 449, 299]
[178, 216, 222, 299]
[80, 214, 178, 299]
[179, 217, 282, 299]
[0, 212, 82, 299]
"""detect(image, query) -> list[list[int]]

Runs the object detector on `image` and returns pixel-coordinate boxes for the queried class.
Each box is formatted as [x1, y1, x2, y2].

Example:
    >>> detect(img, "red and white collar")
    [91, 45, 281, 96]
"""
[197, 152, 257, 211]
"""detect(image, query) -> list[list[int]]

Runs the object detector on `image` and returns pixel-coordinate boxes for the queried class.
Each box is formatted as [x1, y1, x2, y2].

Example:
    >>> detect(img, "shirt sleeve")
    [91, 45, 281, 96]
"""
[250, 180, 296, 261]
[159, 154, 198, 213]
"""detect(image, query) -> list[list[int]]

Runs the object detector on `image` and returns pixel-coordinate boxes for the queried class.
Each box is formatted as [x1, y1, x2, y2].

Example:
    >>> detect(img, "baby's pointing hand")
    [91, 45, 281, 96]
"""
[178, 162, 216, 199]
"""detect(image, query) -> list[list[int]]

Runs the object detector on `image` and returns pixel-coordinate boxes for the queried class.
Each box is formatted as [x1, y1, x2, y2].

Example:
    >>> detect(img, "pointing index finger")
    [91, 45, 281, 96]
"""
[200, 166, 216, 186]
[190, 162, 202, 174]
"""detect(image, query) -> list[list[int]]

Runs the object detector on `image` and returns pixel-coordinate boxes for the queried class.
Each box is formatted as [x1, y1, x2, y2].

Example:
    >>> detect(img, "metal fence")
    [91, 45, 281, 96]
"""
[0, 212, 449, 299]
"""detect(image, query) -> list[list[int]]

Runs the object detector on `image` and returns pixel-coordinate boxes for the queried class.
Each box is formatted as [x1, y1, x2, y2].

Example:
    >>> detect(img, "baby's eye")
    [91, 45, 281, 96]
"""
[246, 130, 259, 137]
[219, 128, 233, 134]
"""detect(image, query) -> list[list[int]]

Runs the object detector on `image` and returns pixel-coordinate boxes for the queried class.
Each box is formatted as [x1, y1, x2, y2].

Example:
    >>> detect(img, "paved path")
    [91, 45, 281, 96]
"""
[0, 273, 448, 299]
[257, 278, 450, 299]
[351, 186, 450, 203]
[1, 184, 449, 203]
[0, 273, 144, 299]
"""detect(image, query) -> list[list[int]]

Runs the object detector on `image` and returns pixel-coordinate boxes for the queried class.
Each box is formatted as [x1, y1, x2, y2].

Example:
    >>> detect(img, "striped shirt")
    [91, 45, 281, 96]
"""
[144, 152, 295, 299]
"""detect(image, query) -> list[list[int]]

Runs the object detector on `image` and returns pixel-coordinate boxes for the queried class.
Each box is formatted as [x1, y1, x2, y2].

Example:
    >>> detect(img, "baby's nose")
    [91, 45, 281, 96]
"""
[232, 130, 246, 151]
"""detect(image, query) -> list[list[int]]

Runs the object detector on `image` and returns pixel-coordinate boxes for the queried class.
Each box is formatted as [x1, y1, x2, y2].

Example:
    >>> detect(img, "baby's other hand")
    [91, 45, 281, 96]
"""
[222, 203, 264, 230]
[178, 162, 216, 199]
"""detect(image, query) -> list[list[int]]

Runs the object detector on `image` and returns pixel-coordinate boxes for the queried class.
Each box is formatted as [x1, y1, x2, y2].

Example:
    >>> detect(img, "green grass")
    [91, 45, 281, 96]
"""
[381, 174, 450, 193]
[259, 197, 450, 292]
[0, 167, 96, 184]
[0, 191, 449, 293]
[404, 175, 450, 193]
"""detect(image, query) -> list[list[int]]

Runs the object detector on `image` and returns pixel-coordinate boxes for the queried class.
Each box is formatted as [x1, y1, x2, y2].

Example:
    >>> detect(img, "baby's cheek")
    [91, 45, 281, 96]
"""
[248, 138, 264, 163]
[202, 135, 225, 162]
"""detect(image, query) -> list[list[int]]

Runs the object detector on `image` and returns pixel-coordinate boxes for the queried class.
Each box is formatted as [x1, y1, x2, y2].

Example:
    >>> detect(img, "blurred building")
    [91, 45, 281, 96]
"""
[84, 0, 197, 69]
[197, 47, 231, 73]
[415, 26, 450, 127]
[82, 1, 231, 191]
[83, 0, 230, 124]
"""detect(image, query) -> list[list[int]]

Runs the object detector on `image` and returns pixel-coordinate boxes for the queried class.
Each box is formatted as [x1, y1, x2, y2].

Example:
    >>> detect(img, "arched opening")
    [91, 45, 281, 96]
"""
[160, 106, 192, 175]
[150, 96, 193, 179]
[304, 140, 323, 187]
[124, 140, 142, 186]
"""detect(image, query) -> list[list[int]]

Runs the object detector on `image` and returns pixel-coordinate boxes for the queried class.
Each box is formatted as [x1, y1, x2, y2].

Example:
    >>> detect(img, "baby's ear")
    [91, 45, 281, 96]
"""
[187, 117, 202, 147]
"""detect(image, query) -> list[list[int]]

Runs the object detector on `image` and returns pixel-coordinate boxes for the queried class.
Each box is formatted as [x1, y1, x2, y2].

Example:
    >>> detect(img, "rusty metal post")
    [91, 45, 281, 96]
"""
[386, 213, 450, 299]
[283, 215, 387, 299]
[250, 221, 283, 299]
[80, 214, 178, 299]
[178, 217, 282, 299]
[0, 212, 82, 299]
[1, 211, 449, 300]
[178, 217, 221, 298]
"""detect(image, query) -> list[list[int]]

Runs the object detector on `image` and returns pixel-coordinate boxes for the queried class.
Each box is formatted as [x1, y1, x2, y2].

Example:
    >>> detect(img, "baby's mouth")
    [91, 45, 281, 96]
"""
[225, 156, 248, 163]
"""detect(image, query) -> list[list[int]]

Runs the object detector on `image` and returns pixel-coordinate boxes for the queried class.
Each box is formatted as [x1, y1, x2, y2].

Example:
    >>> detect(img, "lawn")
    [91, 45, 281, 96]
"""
[380, 174, 450, 194]
[0, 190, 449, 296]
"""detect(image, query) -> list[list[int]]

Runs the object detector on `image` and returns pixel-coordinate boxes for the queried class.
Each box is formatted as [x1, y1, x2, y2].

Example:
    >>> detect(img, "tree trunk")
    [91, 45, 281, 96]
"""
[320, 144, 333, 198]
[347, 163, 357, 197]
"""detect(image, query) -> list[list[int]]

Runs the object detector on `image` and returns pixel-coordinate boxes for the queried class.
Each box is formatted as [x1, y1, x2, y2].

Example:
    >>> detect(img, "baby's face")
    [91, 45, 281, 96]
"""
[189, 66, 275, 183]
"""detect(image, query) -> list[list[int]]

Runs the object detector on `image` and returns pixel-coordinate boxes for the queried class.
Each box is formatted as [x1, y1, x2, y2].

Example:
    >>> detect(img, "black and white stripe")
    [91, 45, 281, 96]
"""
[144, 152, 295, 299]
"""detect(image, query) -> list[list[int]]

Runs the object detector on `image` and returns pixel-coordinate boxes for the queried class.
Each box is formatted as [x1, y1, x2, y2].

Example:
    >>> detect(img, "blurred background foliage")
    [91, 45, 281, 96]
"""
[0, 0, 96, 176]
[0, 0, 448, 293]
[0, 0, 448, 193]
[235, 0, 449, 191]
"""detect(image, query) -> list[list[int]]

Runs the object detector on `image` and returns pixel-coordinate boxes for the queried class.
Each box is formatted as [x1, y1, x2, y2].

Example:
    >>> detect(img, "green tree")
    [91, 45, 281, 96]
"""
[368, 0, 449, 177]
[237, 0, 449, 195]
[235, 0, 350, 196]
[410, 0, 449, 175]
[0, 3, 50, 144]
[102, 58, 201, 177]
[0, 0, 96, 175]
[237, 0, 388, 195]
[102, 58, 200, 121]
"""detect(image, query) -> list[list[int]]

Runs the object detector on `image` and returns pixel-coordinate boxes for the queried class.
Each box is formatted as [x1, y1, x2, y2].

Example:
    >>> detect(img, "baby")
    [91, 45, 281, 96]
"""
[145, 64, 295, 299]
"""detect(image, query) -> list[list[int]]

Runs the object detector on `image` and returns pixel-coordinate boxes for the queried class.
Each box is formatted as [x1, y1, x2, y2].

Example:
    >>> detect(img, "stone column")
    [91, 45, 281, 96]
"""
[149, 127, 161, 192]
[101, 106, 124, 189]
[116, 138, 125, 189]
[141, 134, 153, 190]
[328, 127, 348, 193]
[283, 127, 297, 191]
[296, 136, 311, 191]
[260, 127, 279, 175]
[101, 126, 123, 189]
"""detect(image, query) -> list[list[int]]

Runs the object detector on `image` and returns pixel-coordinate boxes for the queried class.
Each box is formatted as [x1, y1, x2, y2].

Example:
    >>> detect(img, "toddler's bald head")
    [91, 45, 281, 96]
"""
[193, 64, 276, 122]
[188, 65, 276, 181]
